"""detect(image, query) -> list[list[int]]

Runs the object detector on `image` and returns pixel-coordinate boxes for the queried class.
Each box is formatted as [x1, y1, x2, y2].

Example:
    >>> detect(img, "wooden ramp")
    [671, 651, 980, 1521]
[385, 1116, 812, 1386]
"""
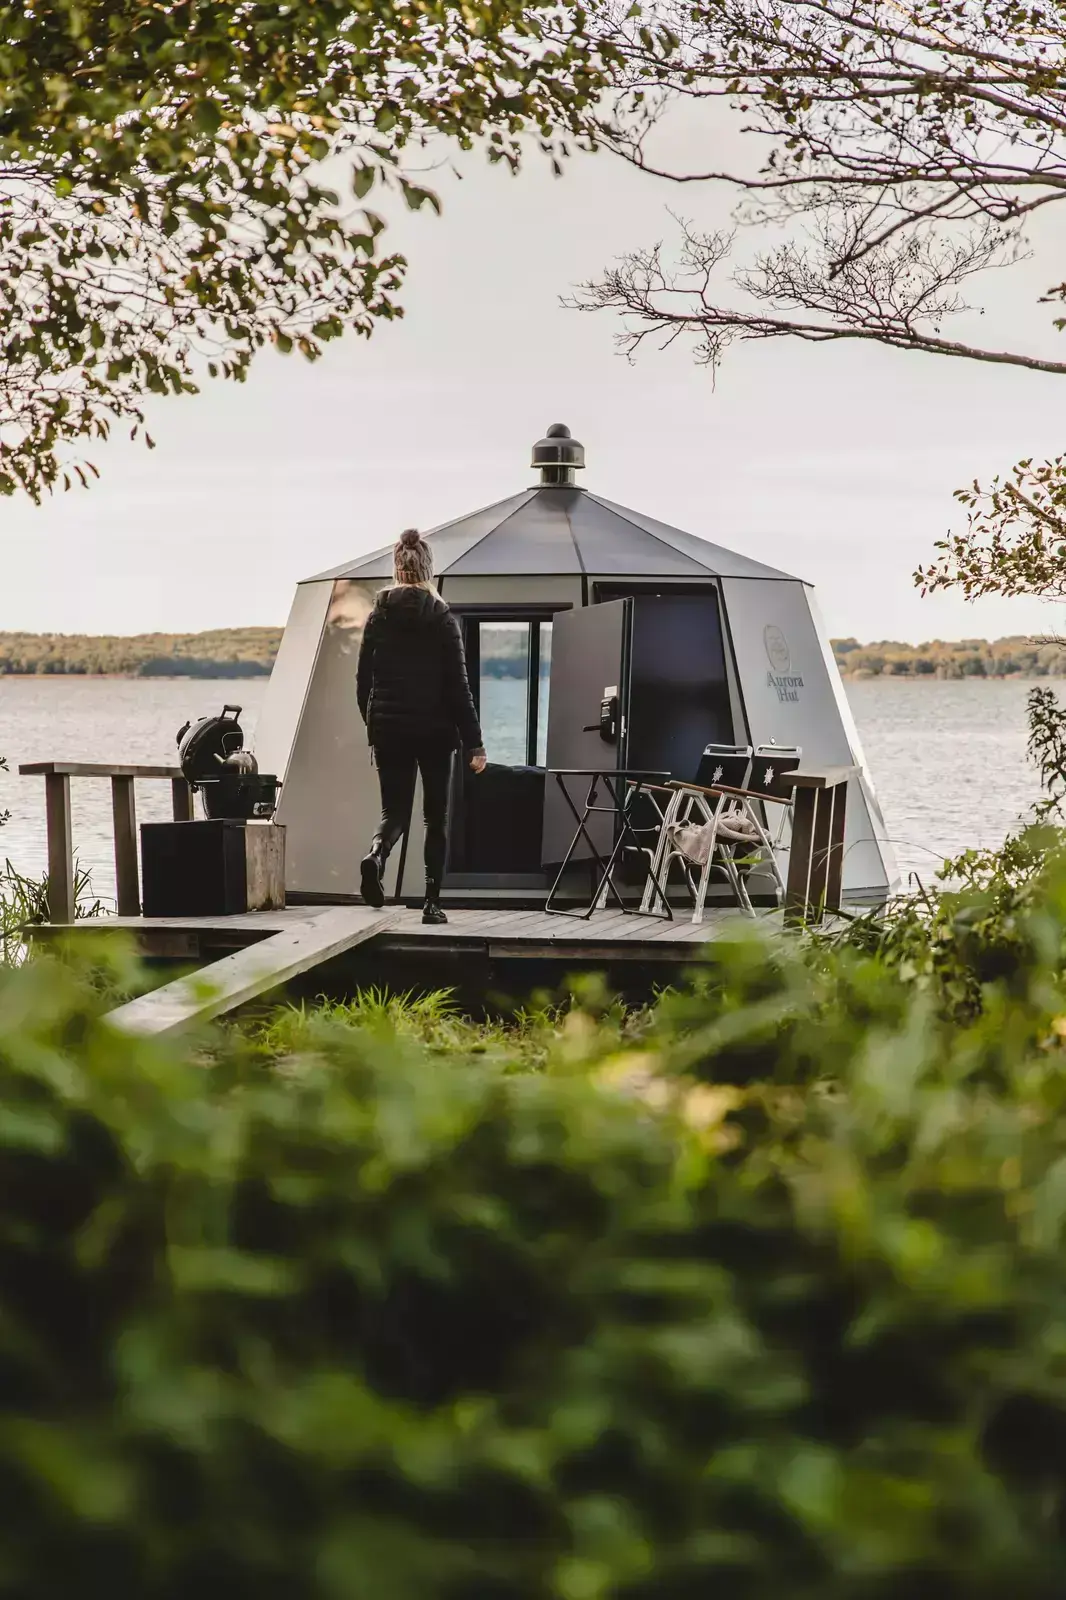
[105, 906, 395, 1037]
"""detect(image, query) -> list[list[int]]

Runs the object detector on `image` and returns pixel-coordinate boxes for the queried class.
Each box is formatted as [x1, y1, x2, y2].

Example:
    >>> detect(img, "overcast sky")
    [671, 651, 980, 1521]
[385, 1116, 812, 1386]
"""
[4, 115, 1066, 644]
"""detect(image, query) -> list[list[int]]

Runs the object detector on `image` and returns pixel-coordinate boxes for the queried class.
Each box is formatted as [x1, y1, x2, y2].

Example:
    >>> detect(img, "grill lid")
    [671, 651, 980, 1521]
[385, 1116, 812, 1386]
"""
[176, 704, 246, 785]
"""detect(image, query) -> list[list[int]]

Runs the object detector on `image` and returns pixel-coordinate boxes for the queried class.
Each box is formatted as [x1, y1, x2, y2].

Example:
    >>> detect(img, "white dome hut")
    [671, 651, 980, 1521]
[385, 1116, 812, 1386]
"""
[255, 424, 897, 908]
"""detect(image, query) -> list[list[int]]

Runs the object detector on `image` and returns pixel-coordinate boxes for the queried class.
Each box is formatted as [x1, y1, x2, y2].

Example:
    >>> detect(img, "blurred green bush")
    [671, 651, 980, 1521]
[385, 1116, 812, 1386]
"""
[5, 884, 1066, 1598]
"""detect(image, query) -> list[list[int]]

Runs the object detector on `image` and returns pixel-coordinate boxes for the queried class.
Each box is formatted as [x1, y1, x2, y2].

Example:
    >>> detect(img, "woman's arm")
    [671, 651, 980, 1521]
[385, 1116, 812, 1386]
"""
[356, 617, 377, 723]
[441, 613, 484, 752]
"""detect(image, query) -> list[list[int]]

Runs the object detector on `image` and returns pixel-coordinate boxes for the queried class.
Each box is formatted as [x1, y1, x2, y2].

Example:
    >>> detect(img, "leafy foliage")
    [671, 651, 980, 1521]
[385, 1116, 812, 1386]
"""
[824, 687, 1066, 1023]
[0, 1, 610, 497]
[917, 457, 1066, 604]
[0, 857, 107, 966]
[1025, 686, 1066, 817]
[9, 898, 1066, 1593]
[836, 822, 1066, 1024]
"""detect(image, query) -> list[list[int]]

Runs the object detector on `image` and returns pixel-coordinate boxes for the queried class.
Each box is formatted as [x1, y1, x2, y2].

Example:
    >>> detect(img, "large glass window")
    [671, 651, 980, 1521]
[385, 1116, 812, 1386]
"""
[479, 623, 528, 766]
[465, 617, 554, 768]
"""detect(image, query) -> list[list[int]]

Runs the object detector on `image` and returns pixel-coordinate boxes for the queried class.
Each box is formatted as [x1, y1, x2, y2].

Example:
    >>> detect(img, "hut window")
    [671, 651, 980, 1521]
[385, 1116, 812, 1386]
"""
[467, 618, 553, 769]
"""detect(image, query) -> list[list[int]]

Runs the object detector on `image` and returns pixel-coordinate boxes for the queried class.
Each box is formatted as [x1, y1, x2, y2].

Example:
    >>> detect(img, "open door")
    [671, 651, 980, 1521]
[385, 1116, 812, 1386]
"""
[541, 599, 630, 865]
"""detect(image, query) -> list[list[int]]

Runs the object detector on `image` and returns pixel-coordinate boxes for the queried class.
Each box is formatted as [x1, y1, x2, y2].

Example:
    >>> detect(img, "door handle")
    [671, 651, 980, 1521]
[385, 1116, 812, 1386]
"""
[584, 694, 619, 743]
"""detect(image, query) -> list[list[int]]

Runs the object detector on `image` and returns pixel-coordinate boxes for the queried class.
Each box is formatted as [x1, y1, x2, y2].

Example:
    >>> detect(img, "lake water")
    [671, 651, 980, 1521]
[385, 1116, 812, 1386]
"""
[0, 675, 1051, 903]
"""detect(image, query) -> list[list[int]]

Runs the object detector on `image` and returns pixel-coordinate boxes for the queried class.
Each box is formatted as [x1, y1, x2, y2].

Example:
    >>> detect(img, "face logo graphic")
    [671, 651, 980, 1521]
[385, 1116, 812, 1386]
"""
[764, 625, 791, 675]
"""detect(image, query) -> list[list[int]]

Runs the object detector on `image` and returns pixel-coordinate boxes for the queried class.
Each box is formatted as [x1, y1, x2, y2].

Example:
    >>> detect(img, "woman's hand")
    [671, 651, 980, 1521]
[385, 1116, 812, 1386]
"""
[469, 750, 487, 775]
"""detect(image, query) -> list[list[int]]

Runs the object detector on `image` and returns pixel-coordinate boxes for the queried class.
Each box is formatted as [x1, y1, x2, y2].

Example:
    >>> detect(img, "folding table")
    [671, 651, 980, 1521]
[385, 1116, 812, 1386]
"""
[544, 768, 672, 919]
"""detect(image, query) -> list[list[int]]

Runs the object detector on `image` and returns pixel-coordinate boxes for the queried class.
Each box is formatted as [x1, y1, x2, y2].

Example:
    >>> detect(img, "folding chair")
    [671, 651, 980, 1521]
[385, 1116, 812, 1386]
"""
[640, 744, 757, 920]
[751, 744, 802, 853]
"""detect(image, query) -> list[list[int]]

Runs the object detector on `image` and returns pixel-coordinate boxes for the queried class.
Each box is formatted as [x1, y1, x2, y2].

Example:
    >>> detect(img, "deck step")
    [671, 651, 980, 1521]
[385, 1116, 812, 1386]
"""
[105, 906, 395, 1037]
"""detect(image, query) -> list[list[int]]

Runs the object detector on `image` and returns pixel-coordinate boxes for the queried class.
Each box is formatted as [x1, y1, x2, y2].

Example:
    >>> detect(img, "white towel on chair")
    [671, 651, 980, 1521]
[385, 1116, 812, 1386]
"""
[670, 807, 761, 866]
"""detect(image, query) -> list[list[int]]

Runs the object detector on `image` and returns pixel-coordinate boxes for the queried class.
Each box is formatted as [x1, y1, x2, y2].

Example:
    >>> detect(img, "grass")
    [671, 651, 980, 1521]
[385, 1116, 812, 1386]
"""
[0, 858, 108, 966]
[235, 982, 660, 1073]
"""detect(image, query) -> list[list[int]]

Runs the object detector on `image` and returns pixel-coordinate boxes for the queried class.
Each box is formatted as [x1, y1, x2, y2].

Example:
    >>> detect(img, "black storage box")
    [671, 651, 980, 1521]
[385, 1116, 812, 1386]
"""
[455, 764, 545, 874]
[141, 820, 285, 917]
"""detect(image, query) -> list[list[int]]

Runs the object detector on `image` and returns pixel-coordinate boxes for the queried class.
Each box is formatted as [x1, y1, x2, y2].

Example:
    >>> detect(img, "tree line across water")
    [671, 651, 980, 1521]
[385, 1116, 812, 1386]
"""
[833, 637, 1066, 679]
[0, 629, 283, 677]
[0, 629, 1064, 680]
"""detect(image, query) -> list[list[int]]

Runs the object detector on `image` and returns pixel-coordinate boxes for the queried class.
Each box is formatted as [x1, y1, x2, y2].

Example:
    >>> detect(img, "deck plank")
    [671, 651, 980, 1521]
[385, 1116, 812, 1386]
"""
[39, 907, 317, 937]
[467, 910, 564, 942]
[35, 901, 789, 977]
[105, 907, 395, 1037]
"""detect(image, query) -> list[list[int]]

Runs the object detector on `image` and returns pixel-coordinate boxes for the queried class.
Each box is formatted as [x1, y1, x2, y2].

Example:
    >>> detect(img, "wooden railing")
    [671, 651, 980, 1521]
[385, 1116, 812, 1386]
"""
[17, 758, 860, 929]
[785, 765, 858, 926]
[18, 762, 194, 923]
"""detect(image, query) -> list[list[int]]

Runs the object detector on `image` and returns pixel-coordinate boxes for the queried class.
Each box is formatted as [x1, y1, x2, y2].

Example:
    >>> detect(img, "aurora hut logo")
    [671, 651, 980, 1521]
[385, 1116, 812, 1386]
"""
[763, 625, 804, 703]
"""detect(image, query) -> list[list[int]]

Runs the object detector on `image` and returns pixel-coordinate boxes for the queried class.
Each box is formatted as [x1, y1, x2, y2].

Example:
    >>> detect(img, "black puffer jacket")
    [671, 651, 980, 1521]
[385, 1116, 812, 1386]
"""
[356, 586, 484, 752]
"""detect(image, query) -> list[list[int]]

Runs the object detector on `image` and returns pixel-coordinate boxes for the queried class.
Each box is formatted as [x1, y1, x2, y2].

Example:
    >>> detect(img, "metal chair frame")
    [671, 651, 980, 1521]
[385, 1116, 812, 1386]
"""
[640, 785, 753, 920]
[640, 742, 802, 925]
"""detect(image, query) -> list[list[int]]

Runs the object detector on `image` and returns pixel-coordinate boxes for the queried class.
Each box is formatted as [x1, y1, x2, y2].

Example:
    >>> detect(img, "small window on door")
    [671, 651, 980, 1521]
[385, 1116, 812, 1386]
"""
[466, 618, 554, 768]
[536, 624, 552, 766]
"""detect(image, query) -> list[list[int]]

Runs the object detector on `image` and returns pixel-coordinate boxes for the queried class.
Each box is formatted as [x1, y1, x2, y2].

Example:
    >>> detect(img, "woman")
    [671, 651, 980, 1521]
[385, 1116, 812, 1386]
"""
[356, 528, 486, 924]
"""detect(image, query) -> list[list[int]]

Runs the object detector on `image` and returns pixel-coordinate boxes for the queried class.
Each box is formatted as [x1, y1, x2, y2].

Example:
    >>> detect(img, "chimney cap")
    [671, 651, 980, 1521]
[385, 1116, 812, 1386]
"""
[531, 423, 585, 485]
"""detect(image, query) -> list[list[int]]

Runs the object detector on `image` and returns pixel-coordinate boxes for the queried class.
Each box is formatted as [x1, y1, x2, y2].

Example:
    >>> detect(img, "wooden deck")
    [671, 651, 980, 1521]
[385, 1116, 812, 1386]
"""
[31, 903, 792, 1034]
[34, 903, 778, 963]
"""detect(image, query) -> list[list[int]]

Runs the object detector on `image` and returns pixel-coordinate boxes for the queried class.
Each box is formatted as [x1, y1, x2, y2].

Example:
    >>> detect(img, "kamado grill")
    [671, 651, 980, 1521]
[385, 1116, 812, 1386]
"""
[175, 704, 280, 820]
[139, 704, 286, 917]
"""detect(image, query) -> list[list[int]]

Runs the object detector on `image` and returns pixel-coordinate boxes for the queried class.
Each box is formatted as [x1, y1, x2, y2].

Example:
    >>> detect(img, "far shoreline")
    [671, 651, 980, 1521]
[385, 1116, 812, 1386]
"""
[0, 671, 269, 681]
[839, 673, 1066, 684]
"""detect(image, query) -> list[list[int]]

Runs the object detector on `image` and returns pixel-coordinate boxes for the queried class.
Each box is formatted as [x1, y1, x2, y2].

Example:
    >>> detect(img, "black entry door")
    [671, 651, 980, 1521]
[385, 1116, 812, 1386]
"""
[541, 600, 630, 865]
[626, 593, 734, 778]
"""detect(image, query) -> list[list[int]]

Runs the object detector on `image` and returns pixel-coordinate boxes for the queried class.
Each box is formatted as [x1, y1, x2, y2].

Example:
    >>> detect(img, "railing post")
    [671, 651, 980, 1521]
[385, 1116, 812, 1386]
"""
[44, 773, 74, 924]
[825, 781, 848, 913]
[111, 775, 140, 916]
[807, 788, 834, 924]
[784, 786, 817, 928]
[171, 778, 194, 822]
[784, 769, 853, 927]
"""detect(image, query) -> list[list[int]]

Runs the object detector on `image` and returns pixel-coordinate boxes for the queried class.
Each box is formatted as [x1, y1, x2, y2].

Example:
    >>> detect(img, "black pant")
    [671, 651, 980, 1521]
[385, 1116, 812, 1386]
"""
[372, 741, 454, 894]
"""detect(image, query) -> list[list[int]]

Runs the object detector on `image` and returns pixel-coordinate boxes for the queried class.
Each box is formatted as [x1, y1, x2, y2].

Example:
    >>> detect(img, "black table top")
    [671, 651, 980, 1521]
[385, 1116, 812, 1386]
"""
[547, 768, 672, 780]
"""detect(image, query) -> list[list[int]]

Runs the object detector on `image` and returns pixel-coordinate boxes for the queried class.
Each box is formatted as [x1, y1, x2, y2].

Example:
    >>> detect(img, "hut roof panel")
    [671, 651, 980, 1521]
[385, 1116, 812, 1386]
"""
[444, 488, 581, 575]
[306, 492, 536, 582]
[568, 492, 714, 576]
[587, 495, 795, 582]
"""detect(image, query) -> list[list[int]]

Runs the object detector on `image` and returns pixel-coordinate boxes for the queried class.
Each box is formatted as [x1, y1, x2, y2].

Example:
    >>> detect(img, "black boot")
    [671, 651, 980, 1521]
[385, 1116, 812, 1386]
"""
[422, 880, 447, 925]
[360, 839, 387, 909]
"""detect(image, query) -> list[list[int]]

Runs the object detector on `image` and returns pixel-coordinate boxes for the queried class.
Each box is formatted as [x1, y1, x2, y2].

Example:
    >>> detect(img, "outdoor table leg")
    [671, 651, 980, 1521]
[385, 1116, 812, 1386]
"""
[111, 775, 141, 916]
[44, 772, 75, 924]
[545, 770, 674, 919]
[545, 775, 627, 919]
[545, 776, 609, 916]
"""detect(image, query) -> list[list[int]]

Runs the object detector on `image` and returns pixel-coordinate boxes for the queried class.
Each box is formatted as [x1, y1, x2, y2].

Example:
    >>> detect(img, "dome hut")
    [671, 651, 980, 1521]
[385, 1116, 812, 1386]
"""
[255, 425, 897, 907]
